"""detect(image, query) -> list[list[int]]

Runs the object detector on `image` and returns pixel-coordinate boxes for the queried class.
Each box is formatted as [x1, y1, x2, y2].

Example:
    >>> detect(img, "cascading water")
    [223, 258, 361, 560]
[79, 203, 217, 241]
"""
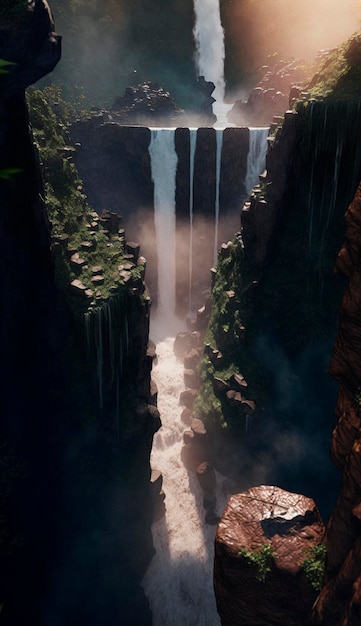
[245, 127, 269, 194]
[193, 0, 232, 126]
[149, 129, 178, 319]
[142, 324, 226, 626]
[188, 129, 197, 313]
[213, 129, 223, 263]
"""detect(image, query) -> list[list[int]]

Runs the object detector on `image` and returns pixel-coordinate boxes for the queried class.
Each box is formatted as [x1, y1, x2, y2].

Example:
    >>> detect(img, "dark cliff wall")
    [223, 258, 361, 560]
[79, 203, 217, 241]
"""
[0, 4, 157, 625]
[312, 181, 361, 625]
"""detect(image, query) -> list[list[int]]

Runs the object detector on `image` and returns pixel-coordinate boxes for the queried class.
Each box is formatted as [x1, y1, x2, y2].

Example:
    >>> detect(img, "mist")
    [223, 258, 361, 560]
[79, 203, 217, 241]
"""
[224, 0, 361, 92]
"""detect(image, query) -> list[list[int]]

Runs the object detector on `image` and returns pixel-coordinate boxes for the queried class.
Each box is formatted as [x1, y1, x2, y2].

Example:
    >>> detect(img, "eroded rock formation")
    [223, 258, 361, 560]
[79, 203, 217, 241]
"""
[214, 486, 325, 626]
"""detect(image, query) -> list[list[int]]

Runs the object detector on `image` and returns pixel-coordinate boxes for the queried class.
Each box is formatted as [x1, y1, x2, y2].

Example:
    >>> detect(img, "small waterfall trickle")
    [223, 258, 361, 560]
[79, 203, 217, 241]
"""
[84, 292, 129, 424]
[149, 129, 178, 319]
[213, 129, 223, 263]
[189, 129, 197, 313]
[245, 127, 269, 194]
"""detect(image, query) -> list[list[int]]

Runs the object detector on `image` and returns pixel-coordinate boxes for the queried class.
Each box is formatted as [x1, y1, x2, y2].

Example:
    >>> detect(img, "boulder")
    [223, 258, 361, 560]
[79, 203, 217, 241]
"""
[179, 389, 198, 409]
[184, 368, 201, 390]
[214, 486, 325, 626]
[190, 417, 207, 438]
[180, 407, 193, 426]
[196, 461, 216, 493]
[184, 348, 201, 370]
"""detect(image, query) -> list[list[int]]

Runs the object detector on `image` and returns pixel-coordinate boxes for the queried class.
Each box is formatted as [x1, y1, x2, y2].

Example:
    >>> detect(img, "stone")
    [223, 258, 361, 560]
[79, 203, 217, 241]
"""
[174, 332, 200, 358]
[196, 462, 216, 492]
[91, 275, 104, 285]
[180, 443, 207, 471]
[183, 369, 201, 390]
[184, 348, 201, 370]
[205, 508, 221, 526]
[191, 417, 207, 437]
[91, 265, 103, 275]
[183, 430, 194, 445]
[70, 252, 87, 267]
[70, 279, 88, 296]
[126, 242, 140, 262]
[179, 389, 198, 409]
[212, 377, 230, 397]
[80, 240, 94, 250]
[214, 486, 324, 626]
[180, 407, 193, 426]
[230, 372, 248, 389]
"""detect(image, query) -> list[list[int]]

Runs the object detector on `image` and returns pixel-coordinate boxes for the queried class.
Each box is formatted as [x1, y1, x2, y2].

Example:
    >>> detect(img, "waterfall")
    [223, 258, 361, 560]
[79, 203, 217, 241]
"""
[149, 129, 178, 319]
[193, 0, 232, 126]
[213, 129, 223, 263]
[189, 129, 197, 313]
[142, 327, 226, 626]
[84, 292, 129, 423]
[245, 127, 269, 194]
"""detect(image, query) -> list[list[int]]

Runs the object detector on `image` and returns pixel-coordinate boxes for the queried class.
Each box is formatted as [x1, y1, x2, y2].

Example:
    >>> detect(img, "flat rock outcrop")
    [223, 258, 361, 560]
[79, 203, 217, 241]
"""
[214, 485, 324, 626]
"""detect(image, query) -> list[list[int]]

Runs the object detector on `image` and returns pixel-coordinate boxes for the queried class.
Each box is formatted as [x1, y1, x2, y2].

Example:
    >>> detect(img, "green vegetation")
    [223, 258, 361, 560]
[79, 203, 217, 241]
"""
[307, 34, 361, 101]
[239, 544, 274, 583]
[302, 544, 327, 591]
[193, 238, 267, 432]
[27, 85, 141, 315]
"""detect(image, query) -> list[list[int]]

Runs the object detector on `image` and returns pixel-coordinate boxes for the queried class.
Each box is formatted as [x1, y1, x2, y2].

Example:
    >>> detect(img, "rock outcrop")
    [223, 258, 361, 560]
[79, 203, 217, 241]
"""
[229, 58, 307, 126]
[214, 486, 325, 626]
[312, 181, 361, 625]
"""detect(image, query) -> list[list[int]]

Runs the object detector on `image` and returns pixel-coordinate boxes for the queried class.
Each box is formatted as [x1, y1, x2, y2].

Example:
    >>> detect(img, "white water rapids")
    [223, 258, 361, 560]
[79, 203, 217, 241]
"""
[142, 321, 227, 626]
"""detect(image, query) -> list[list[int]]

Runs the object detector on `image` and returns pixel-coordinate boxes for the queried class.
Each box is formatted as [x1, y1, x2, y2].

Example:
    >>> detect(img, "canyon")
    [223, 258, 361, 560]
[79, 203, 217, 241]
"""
[1, 1, 361, 625]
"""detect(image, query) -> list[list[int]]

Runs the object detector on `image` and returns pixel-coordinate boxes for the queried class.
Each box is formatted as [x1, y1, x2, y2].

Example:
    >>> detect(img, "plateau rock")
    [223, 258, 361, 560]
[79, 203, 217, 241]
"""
[214, 486, 325, 626]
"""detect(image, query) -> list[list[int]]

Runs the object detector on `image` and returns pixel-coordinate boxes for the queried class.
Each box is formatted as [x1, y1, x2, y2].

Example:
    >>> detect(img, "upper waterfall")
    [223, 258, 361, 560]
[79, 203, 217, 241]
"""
[193, 0, 232, 126]
[149, 129, 178, 319]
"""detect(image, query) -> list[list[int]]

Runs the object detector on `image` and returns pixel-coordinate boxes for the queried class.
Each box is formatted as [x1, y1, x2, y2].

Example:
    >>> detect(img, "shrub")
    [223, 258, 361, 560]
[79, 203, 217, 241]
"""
[239, 544, 274, 582]
[302, 544, 326, 591]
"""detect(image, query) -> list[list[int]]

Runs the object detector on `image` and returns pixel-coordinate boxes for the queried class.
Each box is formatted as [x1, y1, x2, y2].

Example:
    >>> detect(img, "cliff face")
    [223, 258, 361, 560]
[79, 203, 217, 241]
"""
[210, 95, 361, 623]
[0, 4, 158, 625]
[312, 181, 361, 625]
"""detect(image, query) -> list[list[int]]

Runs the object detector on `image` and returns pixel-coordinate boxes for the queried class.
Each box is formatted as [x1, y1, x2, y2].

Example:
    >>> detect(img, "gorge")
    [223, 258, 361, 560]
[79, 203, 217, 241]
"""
[2, 1, 361, 626]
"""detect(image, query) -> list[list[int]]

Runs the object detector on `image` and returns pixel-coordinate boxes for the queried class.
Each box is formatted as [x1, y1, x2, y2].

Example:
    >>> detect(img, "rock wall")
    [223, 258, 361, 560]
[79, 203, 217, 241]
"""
[312, 181, 361, 625]
[0, 4, 158, 625]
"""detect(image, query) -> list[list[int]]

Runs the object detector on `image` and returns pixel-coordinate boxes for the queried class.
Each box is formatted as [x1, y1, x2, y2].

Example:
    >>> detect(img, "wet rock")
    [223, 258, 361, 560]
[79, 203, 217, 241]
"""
[203, 492, 217, 510]
[214, 486, 324, 626]
[174, 332, 194, 358]
[183, 430, 194, 445]
[126, 241, 140, 262]
[150, 470, 165, 522]
[181, 443, 207, 471]
[184, 368, 201, 390]
[205, 508, 221, 526]
[191, 417, 207, 438]
[180, 407, 193, 426]
[196, 461, 216, 492]
[179, 389, 198, 409]
[184, 348, 201, 370]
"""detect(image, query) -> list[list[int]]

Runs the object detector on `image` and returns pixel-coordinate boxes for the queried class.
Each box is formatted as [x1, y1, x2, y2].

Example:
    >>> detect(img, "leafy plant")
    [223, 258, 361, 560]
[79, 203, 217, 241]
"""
[239, 544, 274, 582]
[302, 544, 326, 591]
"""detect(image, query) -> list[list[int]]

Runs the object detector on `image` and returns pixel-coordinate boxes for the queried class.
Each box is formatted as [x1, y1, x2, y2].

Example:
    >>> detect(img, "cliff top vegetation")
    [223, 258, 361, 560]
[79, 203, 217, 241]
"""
[307, 33, 361, 100]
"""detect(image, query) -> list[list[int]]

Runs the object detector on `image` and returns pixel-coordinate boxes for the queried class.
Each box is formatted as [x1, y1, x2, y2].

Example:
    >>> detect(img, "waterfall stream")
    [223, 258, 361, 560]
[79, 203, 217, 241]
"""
[192, 0, 233, 126]
[189, 129, 197, 314]
[149, 129, 178, 318]
[213, 129, 223, 263]
[245, 127, 269, 194]
[142, 326, 226, 626]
